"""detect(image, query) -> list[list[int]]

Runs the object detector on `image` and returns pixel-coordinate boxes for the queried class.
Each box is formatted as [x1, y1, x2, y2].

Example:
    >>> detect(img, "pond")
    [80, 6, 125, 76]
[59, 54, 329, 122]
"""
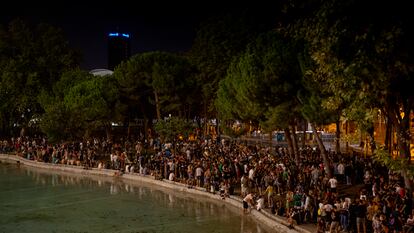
[0, 162, 271, 233]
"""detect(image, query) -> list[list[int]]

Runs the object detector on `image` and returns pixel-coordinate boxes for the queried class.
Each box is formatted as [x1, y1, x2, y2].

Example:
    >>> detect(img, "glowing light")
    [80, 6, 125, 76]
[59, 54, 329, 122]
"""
[108, 33, 130, 38]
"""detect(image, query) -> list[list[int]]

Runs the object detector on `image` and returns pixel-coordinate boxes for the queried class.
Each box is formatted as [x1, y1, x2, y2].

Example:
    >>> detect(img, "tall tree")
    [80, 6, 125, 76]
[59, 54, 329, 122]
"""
[287, 0, 414, 185]
[38, 69, 93, 141]
[63, 75, 122, 139]
[190, 10, 278, 128]
[39, 70, 123, 141]
[0, 19, 79, 137]
[114, 51, 200, 139]
[216, 31, 304, 165]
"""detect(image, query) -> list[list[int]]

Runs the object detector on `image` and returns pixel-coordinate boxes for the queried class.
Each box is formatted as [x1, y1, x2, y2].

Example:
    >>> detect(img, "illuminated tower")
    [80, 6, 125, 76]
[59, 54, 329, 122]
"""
[107, 32, 131, 70]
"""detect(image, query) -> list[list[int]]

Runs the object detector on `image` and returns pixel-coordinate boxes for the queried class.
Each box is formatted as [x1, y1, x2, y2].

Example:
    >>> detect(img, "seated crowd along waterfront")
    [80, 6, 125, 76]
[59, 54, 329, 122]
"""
[1, 136, 413, 233]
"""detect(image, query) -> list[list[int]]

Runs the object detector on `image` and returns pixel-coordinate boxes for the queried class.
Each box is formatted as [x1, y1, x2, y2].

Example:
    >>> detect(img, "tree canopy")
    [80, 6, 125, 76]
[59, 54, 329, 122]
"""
[114, 51, 200, 122]
[0, 19, 79, 136]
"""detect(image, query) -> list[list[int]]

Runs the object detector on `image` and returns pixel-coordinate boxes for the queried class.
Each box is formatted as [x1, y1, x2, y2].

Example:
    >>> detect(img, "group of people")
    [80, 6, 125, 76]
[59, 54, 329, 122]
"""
[2, 135, 414, 233]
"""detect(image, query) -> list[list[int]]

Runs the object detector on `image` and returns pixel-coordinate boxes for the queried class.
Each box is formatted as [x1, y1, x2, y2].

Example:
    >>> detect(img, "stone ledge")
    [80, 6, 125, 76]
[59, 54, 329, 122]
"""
[0, 154, 312, 233]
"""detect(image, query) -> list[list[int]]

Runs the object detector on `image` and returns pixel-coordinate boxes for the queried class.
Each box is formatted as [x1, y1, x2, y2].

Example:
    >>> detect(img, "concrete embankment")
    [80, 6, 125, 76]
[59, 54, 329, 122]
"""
[0, 154, 312, 233]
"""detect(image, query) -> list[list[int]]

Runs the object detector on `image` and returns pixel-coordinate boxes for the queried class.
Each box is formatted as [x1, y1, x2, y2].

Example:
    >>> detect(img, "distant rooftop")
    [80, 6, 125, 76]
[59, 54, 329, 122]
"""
[90, 69, 114, 76]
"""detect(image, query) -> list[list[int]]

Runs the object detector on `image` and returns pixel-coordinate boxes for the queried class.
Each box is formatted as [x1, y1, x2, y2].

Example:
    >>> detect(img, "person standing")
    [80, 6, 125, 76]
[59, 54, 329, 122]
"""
[340, 198, 351, 232]
[402, 214, 414, 233]
[345, 163, 353, 185]
[195, 164, 203, 187]
[241, 174, 248, 197]
[248, 166, 255, 192]
[204, 167, 211, 190]
[355, 199, 367, 233]
[303, 191, 313, 224]
[337, 161, 345, 184]
[243, 192, 255, 213]
[263, 183, 274, 208]
[330, 206, 340, 233]
[328, 175, 338, 194]
[311, 166, 320, 186]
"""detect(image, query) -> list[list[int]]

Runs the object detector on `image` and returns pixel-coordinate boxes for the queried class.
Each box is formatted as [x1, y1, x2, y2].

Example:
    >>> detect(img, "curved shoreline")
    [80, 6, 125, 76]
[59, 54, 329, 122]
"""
[0, 154, 311, 233]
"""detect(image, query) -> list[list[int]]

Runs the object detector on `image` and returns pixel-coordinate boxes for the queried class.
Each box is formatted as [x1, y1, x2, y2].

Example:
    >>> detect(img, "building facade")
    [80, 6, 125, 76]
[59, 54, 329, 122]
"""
[108, 32, 131, 71]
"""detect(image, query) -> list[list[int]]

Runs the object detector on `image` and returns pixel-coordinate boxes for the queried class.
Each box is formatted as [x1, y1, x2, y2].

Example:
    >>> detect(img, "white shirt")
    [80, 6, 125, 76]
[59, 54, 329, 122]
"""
[324, 203, 333, 212]
[304, 196, 310, 210]
[248, 168, 255, 180]
[311, 168, 320, 180]
[337, 163, 345, 175]
[328, 178, 338, 188]
[195, 167, 203, 177]
[241, 176, 247, 187]
[169, 172, 175, 181]
[256, 198, 265, 210]
[186, 149, 191, 160]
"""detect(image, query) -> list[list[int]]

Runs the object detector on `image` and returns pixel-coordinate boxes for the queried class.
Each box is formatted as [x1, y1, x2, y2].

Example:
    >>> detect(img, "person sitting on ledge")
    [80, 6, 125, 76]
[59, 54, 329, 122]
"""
[256, 195, 265, 211]
[287, 209, 295, 229]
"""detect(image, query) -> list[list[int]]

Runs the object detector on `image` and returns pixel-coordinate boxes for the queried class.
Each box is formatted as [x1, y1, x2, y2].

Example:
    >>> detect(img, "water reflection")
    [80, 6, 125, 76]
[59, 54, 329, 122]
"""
[0, 163, 272, 233]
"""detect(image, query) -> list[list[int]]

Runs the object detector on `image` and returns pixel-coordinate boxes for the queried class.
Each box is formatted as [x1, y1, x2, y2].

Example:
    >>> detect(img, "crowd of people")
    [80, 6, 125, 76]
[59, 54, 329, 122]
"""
[1, 135, 414, 233]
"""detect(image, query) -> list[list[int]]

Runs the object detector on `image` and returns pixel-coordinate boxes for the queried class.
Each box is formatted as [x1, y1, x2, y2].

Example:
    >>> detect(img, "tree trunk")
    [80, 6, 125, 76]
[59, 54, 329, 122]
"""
[289, 124, 300, 166]
[20, 127, 26, 137]
[0, 114, 5, 137]
[401, 169, 413, 195]
[389, 104, 412, 191]
[388, 104, 411, 161]
[368, 127, 376, 153]
[301, 120, 307, 148]
[187, 104, 191, 121]
[269, 130, 273, 148]
[310, 122, 332, 177]
[144, 118, 149, 141]
[345, 121, 349, 153]
[203, 100, 208, 136]
[335, 119, 341, 154]
[105, 124, 113, 142]
[396, 116, 410, 161]
[84, 129, 90, 141]
[385, 115, 392, 153]
[154, 90, 161, 120]
[284, 128, 294, 159]
[216, 118, 220, 143]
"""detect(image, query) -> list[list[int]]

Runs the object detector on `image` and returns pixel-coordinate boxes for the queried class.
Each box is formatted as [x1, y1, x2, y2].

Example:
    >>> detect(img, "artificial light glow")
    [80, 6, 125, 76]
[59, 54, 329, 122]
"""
[109, 33, 130, 38]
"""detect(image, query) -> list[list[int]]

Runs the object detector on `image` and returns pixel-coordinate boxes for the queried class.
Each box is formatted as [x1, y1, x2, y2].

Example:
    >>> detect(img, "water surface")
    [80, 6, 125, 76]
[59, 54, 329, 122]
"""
[0, 162, 271, 233]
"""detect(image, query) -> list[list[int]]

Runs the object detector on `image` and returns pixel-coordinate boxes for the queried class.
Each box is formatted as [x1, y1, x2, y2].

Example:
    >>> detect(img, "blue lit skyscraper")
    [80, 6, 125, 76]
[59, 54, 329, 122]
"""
[108, 32, 131, 70]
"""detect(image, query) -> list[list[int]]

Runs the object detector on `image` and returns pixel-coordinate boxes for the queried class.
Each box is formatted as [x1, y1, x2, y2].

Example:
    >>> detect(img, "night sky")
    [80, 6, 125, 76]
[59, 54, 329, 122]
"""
[1, 1, 280, 70]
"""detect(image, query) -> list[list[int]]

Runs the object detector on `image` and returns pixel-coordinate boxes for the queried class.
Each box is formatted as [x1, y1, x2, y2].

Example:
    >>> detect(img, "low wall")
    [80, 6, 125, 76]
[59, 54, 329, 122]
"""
[0, 154, 311, 233]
